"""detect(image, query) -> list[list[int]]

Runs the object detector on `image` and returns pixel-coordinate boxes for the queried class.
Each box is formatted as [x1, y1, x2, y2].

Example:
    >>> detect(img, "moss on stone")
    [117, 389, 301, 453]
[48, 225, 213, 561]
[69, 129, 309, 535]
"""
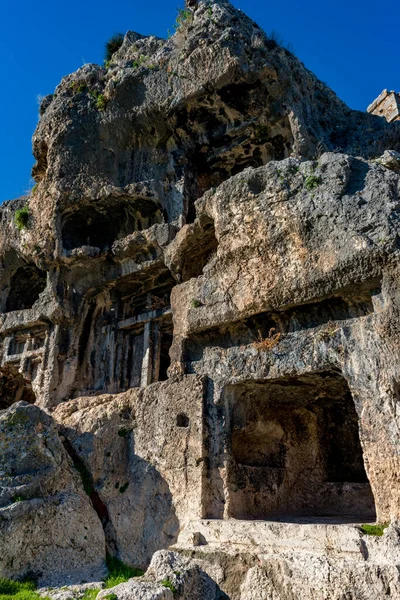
[360, 523, 388, 536]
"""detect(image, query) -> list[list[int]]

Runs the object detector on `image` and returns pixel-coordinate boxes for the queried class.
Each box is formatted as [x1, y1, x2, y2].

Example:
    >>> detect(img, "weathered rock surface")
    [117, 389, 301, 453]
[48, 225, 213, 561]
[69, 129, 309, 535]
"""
[39, 583, 105, 600]
[145, 551, 223, 599]
[0, 402, 106, 586]
[379, 148, 400, 171]
[99, 534, 400, 599]
[1, 0, 400, 596]
[53, 376, 205, 567]
[98, 581, 173, 600]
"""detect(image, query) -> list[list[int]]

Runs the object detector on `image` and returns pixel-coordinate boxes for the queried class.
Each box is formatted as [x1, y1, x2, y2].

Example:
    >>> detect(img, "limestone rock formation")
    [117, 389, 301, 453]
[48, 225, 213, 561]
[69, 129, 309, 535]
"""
[1, 0, 400, 597]
[53, 377, 205, 567]
[98, 581, 173, 600]
[0, 402, 106, 586]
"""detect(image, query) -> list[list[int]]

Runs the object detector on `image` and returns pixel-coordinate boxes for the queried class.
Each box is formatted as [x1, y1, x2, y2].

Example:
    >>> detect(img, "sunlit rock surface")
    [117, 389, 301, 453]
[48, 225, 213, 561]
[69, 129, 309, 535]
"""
[1, 0, 400, 597]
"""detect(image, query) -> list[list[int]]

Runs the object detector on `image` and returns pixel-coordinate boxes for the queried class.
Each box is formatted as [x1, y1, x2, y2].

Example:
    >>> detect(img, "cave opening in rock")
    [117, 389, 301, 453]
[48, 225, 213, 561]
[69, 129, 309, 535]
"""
[5, 265, 47, 313]
[0, 364, 36, 409]
[62, 199, 163, 252]
[226, 371, 376, 521]
[171, 82, 294, 223]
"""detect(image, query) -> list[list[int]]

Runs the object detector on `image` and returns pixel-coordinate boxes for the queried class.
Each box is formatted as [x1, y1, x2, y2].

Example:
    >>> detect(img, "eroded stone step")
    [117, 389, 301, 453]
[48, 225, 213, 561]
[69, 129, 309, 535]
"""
[175, 519, 375, 560]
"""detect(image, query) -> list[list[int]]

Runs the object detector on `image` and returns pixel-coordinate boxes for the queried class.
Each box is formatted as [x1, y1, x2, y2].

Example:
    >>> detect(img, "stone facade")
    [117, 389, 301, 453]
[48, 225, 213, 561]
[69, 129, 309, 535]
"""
[1, 1, 400, 597]
[367, 89, 400, 123]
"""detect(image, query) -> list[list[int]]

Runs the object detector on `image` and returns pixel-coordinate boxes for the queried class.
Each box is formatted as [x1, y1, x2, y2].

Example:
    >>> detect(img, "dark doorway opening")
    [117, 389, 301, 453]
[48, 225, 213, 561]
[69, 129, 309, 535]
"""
[0, 365, 36, 409]
[226, 372, 376, 521]
[158, 329, 173, 382]
[6, 265, 46, 312]
[62, 200, 162, 252]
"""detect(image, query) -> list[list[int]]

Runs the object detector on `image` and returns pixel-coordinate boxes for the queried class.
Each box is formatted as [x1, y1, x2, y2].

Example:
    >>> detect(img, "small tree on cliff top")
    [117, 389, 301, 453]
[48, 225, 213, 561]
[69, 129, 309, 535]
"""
[105, 33, 124, 62]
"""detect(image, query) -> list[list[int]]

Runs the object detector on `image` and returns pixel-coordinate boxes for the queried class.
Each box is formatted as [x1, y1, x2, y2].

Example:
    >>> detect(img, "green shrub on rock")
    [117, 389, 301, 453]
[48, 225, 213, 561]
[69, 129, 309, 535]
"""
[305, 174, 321, 191]
[105, 34, 124, 63]
[14, 206, 30, 231]
[160, 578, 177, 593]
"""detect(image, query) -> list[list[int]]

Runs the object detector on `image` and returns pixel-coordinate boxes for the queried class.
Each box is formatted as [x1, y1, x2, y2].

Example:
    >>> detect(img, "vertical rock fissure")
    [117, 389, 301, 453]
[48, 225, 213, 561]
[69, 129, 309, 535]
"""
[61, 435, 118, 556]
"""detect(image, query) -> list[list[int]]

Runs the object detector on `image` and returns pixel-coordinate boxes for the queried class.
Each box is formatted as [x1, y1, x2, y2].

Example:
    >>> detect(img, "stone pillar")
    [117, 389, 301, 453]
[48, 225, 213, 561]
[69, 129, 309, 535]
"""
[140, 321, 153, 388]
[140, 321, 163, 387]
[151, 321, 161, 384]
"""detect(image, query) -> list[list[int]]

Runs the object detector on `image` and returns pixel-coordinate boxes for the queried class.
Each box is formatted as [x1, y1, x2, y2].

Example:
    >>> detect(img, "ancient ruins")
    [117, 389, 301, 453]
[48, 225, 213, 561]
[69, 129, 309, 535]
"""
[1, 0, 400, 597]
[368, 89, 400, 123]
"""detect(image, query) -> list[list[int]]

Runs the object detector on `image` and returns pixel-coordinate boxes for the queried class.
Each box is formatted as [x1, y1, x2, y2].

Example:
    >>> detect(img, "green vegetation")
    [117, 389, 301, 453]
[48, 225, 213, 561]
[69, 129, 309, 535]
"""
[132, 55, 147, 68]
[191, 299, 202, 308]
[174, 7, 191, 30]
[31, 183, 38, 195]
[287, 164, 300, 176]
[12, 495, 25, 503]
[276, 168, 285, 182]
[90, 91, 108, 112]
[104, 556, 144, 589]
[95, 94, 107, 111]
[160, 579, 177, 593]
[360, 523, 388, 536]
[119, 482, 129, 494]
[14, 206, 30, 231]
[70, 81, 86, 94]
[305, 174, 321, 191]
[96, 95, 107, 111]
[105, 34, 124, 63]
[81, 590, 100, 600]
[0, 580, 102, 600]
[102, 595, 117, 600]
[6, 411, 30, 427]
[0, 578, 46, 600]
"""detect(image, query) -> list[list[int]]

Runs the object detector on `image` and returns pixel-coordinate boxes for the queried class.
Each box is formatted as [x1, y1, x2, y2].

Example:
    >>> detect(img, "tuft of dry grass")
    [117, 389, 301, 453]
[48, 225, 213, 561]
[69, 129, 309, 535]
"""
[253, 328, 281, 352]
[317, 321, 340, 341]
[146, 295, 168, 311]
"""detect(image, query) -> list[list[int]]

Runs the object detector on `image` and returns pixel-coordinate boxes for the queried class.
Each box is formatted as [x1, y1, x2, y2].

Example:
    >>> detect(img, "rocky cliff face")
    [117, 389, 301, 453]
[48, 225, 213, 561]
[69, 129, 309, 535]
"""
[1, 0, 400, 597]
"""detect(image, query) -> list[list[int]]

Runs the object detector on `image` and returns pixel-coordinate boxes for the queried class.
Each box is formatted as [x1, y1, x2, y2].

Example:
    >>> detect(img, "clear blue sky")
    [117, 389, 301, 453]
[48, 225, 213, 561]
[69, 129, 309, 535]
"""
[0, 0, 398, 202]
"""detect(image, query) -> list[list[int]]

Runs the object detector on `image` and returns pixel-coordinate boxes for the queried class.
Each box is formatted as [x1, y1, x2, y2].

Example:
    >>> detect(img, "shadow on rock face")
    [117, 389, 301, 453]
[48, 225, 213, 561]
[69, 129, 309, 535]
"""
[342, 158, 370, 196]
[127, 452, 180, 566]
[60, 425, 180, 569]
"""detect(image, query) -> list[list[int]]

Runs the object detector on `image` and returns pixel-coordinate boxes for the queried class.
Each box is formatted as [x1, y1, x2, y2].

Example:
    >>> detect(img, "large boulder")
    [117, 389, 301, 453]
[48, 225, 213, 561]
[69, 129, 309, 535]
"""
[0, 402, 106, 586]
